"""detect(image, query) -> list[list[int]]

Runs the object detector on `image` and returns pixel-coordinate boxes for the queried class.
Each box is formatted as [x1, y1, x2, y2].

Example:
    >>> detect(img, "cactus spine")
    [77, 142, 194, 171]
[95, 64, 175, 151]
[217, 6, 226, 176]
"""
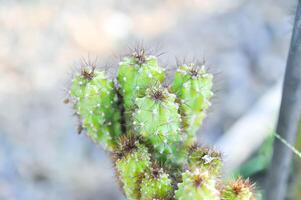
[68, 48, 256, 200]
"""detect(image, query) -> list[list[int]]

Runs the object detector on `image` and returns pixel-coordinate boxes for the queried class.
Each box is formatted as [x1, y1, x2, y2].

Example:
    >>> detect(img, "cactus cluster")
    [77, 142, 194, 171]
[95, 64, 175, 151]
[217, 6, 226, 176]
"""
[67, 48, 256, 200]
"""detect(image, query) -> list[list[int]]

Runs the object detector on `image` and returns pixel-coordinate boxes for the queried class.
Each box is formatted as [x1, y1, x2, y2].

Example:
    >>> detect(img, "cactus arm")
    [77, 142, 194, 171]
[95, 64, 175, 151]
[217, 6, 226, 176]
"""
[140, 169, 173, 200]
[174, 168, 220, 200]
[133, 85, 184, 164]
[222, 178, 256, 200]
[117, 55, 165, 112]
[115, 143, 151, 200]
[70, 70, 121, 150]
[171, 64, 213, 145]
[188, 145, 222, 176]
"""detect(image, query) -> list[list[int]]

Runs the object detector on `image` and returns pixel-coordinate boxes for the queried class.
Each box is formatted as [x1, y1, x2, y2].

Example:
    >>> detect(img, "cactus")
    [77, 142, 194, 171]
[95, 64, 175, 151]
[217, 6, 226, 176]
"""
[117, 49, 165, 128]
[67, 48, 256, 200]
[188, 145, 222, 176]
[221, 178, 255, 200]
[140, 164, 173, 200]
[133, 85, 183, 165]
[114, 135, 151, 200]
[174, 168, 220, 200]
[171, 63, 213, 146]
[70, 66, 121, 149]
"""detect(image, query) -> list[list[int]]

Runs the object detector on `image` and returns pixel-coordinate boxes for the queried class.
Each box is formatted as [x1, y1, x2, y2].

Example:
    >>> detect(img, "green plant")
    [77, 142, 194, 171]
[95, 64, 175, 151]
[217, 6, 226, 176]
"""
[67, 48, 256, 200]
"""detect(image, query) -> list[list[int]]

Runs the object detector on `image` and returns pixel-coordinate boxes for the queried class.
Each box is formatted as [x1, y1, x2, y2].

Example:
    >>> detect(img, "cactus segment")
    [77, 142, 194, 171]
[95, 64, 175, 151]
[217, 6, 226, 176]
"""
[140, 167, 173, 200]
[174, 168, 220, 200]
[171, 64, 213, 145]
[222, 178, 256, 200]
[133, 85, 183, 163]
[117, 51, 165, 113]
[115, 142, 151, 200]
[188, 145, 222, 176]
[70, 68, 121, 149]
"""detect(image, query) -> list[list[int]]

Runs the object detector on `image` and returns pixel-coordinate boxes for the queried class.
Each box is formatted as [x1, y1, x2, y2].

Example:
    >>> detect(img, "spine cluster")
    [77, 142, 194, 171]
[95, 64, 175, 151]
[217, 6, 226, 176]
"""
[68, 49, 256, 200]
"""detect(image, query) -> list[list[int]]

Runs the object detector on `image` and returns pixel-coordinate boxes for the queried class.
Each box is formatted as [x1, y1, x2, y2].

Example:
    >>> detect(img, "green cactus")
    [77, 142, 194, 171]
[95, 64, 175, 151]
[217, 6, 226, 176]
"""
[188, 145, 222, 176]
[67, 48, 256, 200]
[171, 63, 213, 146]
[133, 85, 183, 164]
[221, 178, 256, 200]
[174, 168, 220, 200]
[115, 141, 151, 199]
[140, 165, 173, 200]
[117, 49, 165, 128]
[70, 66, 121, 149]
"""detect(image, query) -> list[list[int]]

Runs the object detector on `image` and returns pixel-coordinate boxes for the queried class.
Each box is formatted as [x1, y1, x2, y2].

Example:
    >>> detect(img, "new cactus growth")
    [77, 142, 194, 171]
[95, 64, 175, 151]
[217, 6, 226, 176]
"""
[174, 168, 220, 200]
[188, 145, 222, 176]
[222, 178, 255, 200]
[140, 165, 173, 200]
[67, 48, 256, 200]
[70, 66, 121, 149]
[114, 138, 151, 199]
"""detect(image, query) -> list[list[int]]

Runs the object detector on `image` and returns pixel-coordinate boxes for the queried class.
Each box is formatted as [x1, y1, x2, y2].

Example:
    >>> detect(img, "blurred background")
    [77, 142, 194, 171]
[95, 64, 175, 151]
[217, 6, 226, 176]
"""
[0, 0, 300, 199]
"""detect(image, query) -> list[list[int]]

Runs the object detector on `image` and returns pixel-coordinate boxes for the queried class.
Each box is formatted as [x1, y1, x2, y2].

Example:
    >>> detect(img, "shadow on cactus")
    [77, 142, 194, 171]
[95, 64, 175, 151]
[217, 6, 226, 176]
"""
[66, 48, 256, 200]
